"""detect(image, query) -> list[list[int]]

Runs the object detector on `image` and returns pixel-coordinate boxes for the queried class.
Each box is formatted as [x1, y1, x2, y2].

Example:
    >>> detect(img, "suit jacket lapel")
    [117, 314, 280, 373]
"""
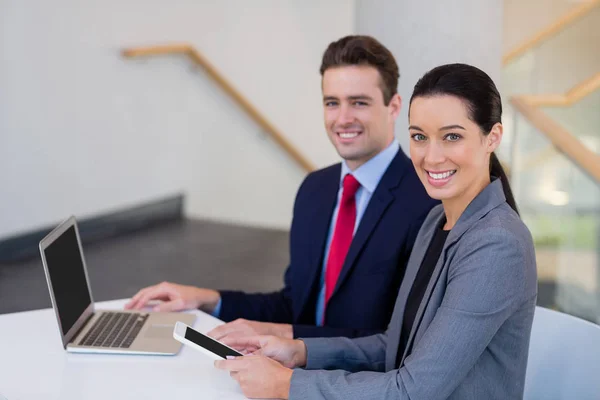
[331, 189, 393, 296]
[330, 151, 409, 299]
[397, 179, 508, 367]
[385, 207, 442, 369]
[295, 166, 341, 319]
[399, 213, 448, 365]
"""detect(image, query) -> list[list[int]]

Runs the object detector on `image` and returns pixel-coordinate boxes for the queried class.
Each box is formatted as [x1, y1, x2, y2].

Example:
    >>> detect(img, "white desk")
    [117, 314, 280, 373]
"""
[0, 299, 249, 400]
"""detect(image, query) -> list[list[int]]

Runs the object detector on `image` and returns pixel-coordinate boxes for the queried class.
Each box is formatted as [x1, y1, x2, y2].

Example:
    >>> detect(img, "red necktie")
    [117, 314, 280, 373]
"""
[324, 174, 361, 308]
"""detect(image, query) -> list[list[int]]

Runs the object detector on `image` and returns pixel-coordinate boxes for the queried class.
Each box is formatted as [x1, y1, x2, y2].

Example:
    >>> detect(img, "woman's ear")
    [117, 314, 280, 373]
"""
[487, 123, 503, 153]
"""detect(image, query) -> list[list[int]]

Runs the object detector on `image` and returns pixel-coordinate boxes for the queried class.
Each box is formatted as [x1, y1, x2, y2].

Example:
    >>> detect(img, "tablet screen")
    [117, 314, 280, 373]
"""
[184, 327, 242, 359]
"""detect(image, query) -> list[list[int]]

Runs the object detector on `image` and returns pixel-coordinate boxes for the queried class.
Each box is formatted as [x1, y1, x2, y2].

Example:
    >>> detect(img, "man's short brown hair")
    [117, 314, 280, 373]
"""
[320, 35, 399, 105]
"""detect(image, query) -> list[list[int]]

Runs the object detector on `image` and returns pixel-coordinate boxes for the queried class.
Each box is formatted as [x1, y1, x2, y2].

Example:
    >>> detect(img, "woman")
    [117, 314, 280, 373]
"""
[215, 63, 538, 400]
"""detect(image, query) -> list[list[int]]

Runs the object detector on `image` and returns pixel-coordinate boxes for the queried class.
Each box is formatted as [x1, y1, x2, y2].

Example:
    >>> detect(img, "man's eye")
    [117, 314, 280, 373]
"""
[411, 133, 426, 142]
[353, 101, 368, 107]
[325, 102, 338, 107]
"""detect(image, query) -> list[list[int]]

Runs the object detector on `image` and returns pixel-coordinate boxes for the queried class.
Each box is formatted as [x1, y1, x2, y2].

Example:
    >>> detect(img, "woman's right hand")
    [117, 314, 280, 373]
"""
[221, 335, 307, 369]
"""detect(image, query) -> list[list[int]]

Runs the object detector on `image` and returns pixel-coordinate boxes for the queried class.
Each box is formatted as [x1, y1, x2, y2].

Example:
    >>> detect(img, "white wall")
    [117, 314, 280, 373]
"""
[354, 0, 504, 152]
[0, 0, 353, 239]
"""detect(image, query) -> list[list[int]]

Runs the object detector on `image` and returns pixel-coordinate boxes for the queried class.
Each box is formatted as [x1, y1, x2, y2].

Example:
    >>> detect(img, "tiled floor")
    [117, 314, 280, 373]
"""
[0, 219, 289, 315]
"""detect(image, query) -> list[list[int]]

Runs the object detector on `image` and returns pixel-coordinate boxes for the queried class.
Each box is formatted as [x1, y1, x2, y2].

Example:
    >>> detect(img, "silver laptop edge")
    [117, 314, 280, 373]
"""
[39, 216, 195, 354]
[40, 216, 95, 349]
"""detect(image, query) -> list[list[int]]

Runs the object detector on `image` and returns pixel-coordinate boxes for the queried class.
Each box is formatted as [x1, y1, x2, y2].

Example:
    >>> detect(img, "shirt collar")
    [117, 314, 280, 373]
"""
[340, 138, 400, 193]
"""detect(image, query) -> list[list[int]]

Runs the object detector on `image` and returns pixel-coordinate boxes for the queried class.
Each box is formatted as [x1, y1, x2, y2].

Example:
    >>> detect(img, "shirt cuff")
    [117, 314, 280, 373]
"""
[211, 298, 222, 317]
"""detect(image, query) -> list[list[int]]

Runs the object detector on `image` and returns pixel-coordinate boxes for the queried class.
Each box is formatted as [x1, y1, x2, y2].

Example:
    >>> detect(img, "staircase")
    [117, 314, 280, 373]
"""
[502, 0, 600, 323]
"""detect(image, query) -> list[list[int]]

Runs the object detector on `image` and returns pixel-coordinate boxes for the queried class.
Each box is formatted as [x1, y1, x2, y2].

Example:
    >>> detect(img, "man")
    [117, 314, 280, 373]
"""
[126, 35, 438, 340]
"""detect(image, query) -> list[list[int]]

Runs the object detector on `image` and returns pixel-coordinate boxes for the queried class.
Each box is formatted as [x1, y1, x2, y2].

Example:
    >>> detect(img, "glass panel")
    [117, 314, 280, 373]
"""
[503, 6, 600, 97]
[511, 114, 600, 324]
[533, 6, 600, 94]
[502, 51, 537, 97]
[542, 89, 600, 154]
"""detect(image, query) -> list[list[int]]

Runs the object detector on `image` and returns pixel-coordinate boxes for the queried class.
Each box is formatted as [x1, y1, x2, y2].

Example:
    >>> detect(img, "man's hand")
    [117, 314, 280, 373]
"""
[124, 282, 220, 313]
[220, 335, 307, 369]
[215, 355, 293, 399]
[208, 319, 293, 341]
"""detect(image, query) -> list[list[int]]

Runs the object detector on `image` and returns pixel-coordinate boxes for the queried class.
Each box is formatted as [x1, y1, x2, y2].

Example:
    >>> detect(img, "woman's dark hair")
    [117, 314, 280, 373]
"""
[409, 63, 518, 214]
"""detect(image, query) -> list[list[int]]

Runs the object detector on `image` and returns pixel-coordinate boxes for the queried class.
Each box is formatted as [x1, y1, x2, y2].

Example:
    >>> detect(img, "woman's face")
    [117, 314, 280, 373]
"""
[408, 95, 501, 202]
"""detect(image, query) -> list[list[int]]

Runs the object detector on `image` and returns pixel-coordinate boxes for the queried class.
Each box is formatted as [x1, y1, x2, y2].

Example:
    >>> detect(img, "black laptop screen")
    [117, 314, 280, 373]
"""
[44, 225, 92, 336]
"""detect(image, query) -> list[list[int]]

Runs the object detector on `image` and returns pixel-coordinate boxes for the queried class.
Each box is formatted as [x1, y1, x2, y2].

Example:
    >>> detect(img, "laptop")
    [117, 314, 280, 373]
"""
[39, 216, 196, 355]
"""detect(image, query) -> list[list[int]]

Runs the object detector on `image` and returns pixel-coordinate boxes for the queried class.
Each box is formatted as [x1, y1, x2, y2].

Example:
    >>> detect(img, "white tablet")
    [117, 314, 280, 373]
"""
[173, 321, 243, 360]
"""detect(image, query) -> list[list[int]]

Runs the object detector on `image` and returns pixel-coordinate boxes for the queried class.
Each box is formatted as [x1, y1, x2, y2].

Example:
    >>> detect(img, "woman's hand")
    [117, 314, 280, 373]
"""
[220, 335, 307, 368]
[215, 355, 293, 399]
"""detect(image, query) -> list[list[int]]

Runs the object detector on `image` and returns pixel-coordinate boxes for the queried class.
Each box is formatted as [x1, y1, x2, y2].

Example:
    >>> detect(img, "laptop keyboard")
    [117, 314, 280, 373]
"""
[79, 312, 149, 348]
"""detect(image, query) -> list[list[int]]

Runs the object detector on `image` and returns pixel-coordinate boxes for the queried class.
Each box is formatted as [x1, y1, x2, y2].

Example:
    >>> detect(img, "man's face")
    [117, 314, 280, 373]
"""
[322, 66, 401, 170]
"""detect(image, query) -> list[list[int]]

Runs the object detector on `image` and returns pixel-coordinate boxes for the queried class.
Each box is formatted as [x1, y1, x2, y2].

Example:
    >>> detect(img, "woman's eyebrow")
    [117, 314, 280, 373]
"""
[440, 124, 466, 130]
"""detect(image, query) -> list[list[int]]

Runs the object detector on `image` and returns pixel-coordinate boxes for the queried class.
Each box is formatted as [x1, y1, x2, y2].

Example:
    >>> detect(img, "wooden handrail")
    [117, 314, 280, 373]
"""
[510, 96, 600, 182]
[122, 44, 316, 173]
[518, 72, 600, 107]
[516, 145, 557, 171]
[503, 0, 600, 65]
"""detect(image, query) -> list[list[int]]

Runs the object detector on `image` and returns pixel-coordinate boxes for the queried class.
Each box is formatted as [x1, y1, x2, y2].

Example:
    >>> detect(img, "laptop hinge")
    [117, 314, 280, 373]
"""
[68, 311, 96, 345]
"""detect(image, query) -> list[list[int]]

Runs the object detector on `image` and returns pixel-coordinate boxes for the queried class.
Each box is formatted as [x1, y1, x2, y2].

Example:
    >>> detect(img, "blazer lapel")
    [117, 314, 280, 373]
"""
[295, 166, 341, 318]
[385, 207, 443, 370]
[331, 189, 393, 296]
[397, 179, 508, 366]
[330, 151, 409, 299]
[399, 214, 449, 366]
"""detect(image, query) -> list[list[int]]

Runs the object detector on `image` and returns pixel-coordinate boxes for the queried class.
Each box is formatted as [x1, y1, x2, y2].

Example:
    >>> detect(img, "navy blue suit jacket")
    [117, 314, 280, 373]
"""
[219, 149, 438, 338]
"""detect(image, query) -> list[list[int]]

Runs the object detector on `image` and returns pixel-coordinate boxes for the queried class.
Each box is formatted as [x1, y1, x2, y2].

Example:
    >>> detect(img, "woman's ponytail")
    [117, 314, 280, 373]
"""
[490, 152, 519, 215]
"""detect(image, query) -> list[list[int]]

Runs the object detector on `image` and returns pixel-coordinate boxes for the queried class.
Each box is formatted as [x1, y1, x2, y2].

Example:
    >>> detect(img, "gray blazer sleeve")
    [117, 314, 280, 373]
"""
[301, 333, 387, 373]
[290, 227, 533, 400]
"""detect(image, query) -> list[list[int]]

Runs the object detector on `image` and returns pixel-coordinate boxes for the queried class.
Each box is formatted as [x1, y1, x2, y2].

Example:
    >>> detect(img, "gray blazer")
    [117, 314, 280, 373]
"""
[290, 179, 538, 400]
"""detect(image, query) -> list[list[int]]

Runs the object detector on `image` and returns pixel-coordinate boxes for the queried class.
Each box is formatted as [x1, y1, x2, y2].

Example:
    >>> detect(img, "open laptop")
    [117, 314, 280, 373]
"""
[39, 216, 196, 355]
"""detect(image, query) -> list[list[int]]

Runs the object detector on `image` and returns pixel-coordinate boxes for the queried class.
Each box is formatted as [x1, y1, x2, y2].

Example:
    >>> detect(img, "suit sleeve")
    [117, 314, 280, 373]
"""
[217, 262, 295, 323]
[293, 324, 384, 339]
[300, 333, 388, 373]
[289, 228, 534, 400]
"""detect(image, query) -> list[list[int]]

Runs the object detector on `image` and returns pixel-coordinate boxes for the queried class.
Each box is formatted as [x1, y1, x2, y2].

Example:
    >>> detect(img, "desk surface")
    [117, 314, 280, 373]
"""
[0, 299, 249, 400]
